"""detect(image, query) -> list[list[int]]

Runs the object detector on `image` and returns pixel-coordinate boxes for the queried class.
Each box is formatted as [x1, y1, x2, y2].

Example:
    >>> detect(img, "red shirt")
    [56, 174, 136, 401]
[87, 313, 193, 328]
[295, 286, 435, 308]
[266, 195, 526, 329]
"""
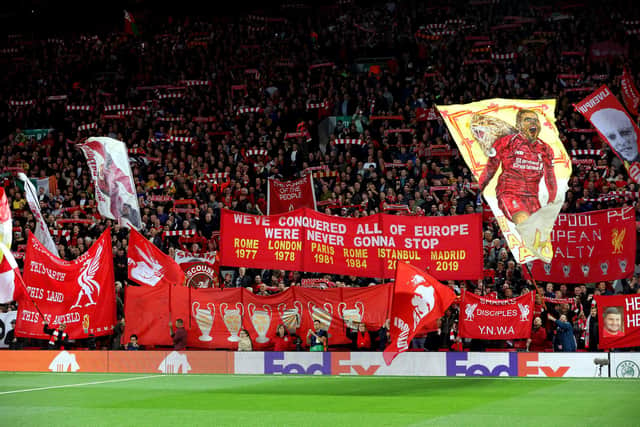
[529, 327, 548, 352]
[173, 327, 187, 350]
[272, 334, 293, 351]
[357, 332, 371, 350]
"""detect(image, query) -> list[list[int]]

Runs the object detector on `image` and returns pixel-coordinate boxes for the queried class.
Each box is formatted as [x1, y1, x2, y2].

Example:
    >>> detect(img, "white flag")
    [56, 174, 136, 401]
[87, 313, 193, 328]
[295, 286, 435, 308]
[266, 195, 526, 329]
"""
[18, 173, 59, 256]
[78, 137, 142, 229]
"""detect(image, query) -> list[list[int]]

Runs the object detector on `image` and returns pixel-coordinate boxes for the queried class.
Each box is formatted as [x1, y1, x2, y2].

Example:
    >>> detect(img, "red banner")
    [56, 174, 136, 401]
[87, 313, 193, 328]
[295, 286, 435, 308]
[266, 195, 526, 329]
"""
[459, 290, 534, 339]
[595, 294, 640, 350]
[383, 263, 456, 365]
[527, 207, 636, 282]
[128, 227, 185, 287]
[16, 230, 116, 339]
[175, 250, 219, 288]
[220, 208, 483, 280]
[267, 175, 317, 215]
[621, 68, 640, 116]
[575, 85, 640, 183]
[124, 284, 392, 350]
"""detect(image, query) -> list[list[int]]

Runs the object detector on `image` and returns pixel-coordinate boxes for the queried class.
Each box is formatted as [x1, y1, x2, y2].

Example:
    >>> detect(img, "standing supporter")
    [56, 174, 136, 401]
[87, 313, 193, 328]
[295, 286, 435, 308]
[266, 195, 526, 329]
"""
[43, 322, 69, 350]
[169, 319, 187, 351]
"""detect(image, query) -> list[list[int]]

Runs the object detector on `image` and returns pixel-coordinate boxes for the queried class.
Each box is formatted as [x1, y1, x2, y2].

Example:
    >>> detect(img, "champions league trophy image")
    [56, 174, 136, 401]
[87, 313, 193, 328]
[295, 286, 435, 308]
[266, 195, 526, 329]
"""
[192, 301, 215, 342]
[277, 301, 303, 331]
[247, 303, 272, 343]
[220, 302, 244, 342]
[338, 301, 365, 329]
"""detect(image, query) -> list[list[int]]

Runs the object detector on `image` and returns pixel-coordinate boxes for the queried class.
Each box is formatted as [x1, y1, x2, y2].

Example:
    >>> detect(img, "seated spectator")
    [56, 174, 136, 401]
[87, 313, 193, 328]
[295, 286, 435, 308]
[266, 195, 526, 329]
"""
[238, 329, 252, 351]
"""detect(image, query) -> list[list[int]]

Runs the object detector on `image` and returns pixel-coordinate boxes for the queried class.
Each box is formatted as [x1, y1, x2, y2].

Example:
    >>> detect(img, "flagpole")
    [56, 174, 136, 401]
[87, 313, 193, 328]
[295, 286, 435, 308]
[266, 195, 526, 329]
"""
[524, 263, 546, 311]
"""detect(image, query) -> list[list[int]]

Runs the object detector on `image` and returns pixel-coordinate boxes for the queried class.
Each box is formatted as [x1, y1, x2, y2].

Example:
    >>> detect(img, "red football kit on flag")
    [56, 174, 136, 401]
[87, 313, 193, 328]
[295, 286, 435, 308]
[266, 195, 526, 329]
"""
[479, 133, 557, 221]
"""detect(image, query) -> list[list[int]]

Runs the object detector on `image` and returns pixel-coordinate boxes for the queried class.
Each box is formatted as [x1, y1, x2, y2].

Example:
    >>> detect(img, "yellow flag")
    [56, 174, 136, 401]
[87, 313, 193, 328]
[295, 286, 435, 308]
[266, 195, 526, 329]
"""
[437, 99, 572, 264]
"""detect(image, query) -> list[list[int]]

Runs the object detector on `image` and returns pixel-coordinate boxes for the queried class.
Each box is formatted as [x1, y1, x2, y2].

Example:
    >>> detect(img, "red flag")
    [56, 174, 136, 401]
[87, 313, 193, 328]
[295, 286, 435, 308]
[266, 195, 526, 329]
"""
[128, 228, 185, 287]
[0, 188, 24, 303]
[621, 68, 640, 116]
[16, 230, 115, 338]
[267, 175, 317, 215]
[458, 290, 534, 339]
[383, 263, 456, 365]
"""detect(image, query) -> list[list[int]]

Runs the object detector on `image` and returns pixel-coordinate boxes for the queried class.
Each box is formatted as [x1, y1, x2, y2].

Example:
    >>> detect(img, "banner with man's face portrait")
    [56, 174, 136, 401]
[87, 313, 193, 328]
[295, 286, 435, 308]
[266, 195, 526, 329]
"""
[594, 294, 640, 350]
[437, 99, 572, 264]
[575, 85, 640, 184]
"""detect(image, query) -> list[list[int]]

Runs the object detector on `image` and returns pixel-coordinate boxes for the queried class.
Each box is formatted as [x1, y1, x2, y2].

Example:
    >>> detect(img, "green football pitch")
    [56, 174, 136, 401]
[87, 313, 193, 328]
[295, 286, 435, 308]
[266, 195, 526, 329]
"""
[0, 373, 638, 427]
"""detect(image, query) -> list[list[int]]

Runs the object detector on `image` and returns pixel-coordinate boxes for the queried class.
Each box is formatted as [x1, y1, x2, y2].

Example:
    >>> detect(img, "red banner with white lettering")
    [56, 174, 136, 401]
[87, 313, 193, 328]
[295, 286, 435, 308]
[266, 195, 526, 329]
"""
[220, 208, 483, 280]
[267, 175, 317, 215]
[383, 263, 456, 365]
[575, 85, 640, 183]
[15, 230, 116, 339]
[124, 284, 391, 350]
[621, 68, 640, 116]
[459, 290, 534, 339]
[527, 207, 636, 282]
[595, 294, 640, 350]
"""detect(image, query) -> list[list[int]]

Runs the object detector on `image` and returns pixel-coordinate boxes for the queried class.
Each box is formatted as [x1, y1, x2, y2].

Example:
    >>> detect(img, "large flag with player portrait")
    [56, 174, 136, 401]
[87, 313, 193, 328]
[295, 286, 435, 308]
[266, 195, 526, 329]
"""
[437, 99, 571, 264]
[575, 85, 640, 184]
[78, 137, 142, 229]
[15, 229, 116, 339]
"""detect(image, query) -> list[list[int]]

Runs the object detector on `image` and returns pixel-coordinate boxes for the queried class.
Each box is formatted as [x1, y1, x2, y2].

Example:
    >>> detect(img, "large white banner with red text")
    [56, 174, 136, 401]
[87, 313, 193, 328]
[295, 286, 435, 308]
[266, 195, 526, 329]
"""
[15, 230, 116, 339]
[267, 175, 317, 215]
[459, 290, 534, 339]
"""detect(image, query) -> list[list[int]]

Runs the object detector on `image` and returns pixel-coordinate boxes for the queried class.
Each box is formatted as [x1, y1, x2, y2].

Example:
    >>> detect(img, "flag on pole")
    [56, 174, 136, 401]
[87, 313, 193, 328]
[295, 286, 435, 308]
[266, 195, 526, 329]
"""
[383, 263, 456, 365]
[17, 173, 59, 257]
[124, 10, 139, 36]
[128, 228, 185, 287]
[78, 137, 142, 229]
[0, 188, 24, 303]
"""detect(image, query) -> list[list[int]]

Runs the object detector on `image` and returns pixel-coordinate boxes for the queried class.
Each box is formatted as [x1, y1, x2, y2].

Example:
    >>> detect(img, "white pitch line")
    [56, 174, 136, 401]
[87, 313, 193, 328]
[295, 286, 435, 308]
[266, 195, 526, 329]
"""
[0, 374, 164, 395]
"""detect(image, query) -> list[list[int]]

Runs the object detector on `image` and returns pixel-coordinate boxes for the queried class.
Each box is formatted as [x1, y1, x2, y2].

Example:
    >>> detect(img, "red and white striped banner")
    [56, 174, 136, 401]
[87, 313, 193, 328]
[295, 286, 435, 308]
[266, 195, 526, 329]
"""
[163, 230, 197, 237]
[0, 48, 19, 55]
[128, 148, 146, 155]
[170, 136, 195, 144]
[313, 170, 339, 179]
[284, 131, 310, 139]
[332, 139, 365, 146]
[309, 62, 335, 70]
[179, 80, 211, 86]
[46, 38, 64, 44]
[9, 100, 35, 107]
[147, 180, 175, 191]
[626, 28, 640, 35]
[202, 173, 229, 180]
[463, 59, 493, 65]
[103, 104, 126, 112]
[306, 101, 327, 110]
[384, 128, 415, 136]
[383, 203, 410, 212]
[157, 92, 184, 99]
[571, 149, 605, 157]
[46, 95, 67, 101]
[66, 105, 93, 112]
[370, 115, 404, 121]
[237, 107, 264, 114]
[384, 162, 408, 168]
[192, 116, 216, 123]
[56, 219, 95, 225]
[246, 149, 268, 156]
[557, 74, 581, 80]
[156, 116, 185, 122]
[622, 20, 640, 25]
[147, 195, 173, 202]
[564, 87, 596, 93]
[77, 123, 98, 132]
[129, 106, 150, 112]
[491, 53, 517, 60]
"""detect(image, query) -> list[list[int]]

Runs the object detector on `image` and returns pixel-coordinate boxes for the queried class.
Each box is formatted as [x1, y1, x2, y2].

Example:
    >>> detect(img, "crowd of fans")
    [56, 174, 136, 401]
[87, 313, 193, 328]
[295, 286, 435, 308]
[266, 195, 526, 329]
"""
[1, 0, 640, 351]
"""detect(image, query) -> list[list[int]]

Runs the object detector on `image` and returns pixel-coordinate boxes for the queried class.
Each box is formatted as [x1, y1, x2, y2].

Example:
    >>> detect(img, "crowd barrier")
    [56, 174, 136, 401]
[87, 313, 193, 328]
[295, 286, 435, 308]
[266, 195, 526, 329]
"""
[1, 351, 639, 377]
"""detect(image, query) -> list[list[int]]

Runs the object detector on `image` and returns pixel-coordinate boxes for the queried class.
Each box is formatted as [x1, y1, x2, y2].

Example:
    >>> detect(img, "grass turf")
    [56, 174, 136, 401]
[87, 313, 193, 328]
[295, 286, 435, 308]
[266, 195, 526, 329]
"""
[0, 373, 638, 426]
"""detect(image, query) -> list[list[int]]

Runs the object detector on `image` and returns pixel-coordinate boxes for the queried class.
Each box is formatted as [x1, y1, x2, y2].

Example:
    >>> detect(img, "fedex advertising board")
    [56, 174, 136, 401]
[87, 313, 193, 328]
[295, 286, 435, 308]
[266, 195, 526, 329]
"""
[234, 352, 446, 376]
[446, 353, 607, 377]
